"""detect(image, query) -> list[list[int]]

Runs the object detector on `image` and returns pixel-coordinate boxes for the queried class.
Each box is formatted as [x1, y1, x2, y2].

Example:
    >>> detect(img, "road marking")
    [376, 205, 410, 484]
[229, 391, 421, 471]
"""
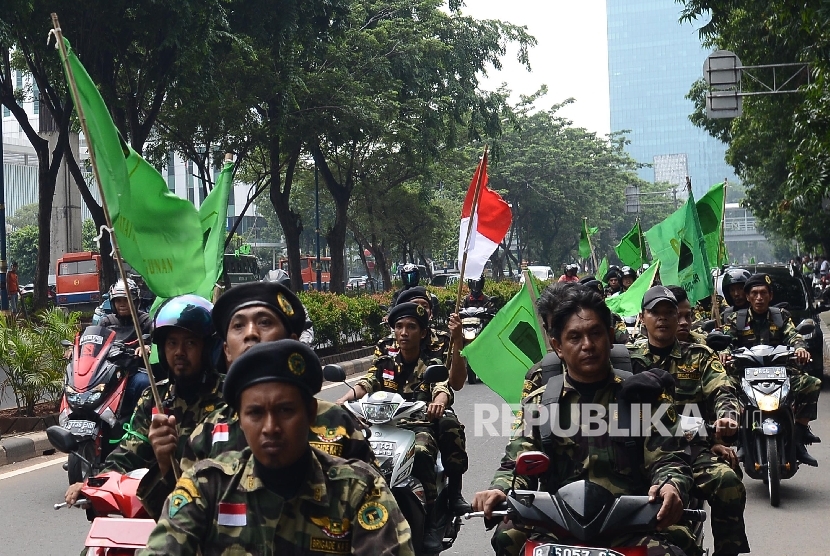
[321, 375, 362, 391]
[0, 455, 64, 481]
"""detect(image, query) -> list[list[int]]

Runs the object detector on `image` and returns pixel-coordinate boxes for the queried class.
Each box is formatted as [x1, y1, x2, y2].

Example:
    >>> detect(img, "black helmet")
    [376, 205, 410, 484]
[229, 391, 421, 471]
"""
[265, 268, 292, 290]
[153, 294, 216, 376]
[565, 263, 579, 275]
[722, 267, 751, 306]
[621, 266, 637, 279]
[109, 279, 139, 300]
[401, 263, 420, 288]
[467, 276, 485, 295]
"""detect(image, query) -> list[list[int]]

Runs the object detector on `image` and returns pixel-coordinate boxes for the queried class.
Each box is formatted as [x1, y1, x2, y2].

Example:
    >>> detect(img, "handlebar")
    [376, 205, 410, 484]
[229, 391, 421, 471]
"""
[54, 498, 90, 510]
[683, 509, 707, 522]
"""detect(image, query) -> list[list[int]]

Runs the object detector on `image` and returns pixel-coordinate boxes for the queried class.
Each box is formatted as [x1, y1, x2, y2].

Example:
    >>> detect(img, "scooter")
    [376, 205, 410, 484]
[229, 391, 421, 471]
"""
[58, 325, 145, 484]
[48, 426, 155, 554]
[459, 306, 495, 384]
[324, 364, 462, 556]
[463, 451, 706, 556]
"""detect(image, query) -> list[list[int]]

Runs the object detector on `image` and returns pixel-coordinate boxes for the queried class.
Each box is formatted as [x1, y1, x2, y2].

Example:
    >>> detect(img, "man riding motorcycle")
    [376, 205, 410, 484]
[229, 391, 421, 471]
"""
[620, 265, 637, 291]
[721, 268, 751, 317]
[557, 263, 579, 283]
[721, 273, 821, 466]
[391, 263, 422, 305]
[463, 276, 496, 311]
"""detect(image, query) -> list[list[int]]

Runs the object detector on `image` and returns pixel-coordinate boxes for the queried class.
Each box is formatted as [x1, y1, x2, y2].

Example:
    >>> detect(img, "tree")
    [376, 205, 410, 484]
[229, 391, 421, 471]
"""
[82, 219, 99, 253]
[8, 203, 38, 230]
[8, 226, 38, 283]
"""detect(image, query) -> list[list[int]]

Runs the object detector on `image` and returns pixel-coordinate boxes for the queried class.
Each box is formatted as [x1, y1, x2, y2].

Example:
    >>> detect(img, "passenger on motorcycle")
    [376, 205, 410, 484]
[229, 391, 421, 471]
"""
[64, 294, 222, 508]
[139, 340, 415, 556]
[630, 286, 749, 556]
[463, 276, 496, 311]
[620, 265, 637, 291]
[475, 284, 693, 556]
[604, 266, 623, 296]
[340, 302, 459, 551]
[391, 263, 421, 305]
[668, 286, 707, 345]
[557, 263, 579, 283]
[721, 273, 821, 466]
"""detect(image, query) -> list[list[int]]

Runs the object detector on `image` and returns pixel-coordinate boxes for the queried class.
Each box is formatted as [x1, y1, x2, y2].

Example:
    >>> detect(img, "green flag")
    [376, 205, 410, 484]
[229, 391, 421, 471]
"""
[605, 261, 660, 317]
[696, 183, 727, 267]
[615, 220, 648, 268]
[597, 257, 609, 285]
[462, 281, 547, 405]
[59, 38, 207, 298]
[195, 161, 234, 300]
[750, 257, 755, 264]
[579, 220, 598, 259]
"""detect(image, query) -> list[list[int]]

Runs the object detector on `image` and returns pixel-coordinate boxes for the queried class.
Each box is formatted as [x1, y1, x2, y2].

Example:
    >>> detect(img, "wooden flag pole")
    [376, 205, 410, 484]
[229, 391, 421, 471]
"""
[711, 180, 728, 327]
[584, 217, 598, 275]
[524, 270, 552, 352]
[454, 146, 488, 315]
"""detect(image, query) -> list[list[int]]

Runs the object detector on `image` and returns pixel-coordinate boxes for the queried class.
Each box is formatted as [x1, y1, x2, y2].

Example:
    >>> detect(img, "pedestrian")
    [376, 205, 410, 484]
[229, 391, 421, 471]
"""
[7, 261, 20, 314]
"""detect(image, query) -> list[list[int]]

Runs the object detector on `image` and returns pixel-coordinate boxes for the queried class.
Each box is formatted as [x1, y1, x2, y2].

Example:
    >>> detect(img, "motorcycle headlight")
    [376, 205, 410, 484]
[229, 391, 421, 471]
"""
[65, 386, 83, 406]
[363, 402, 399, 423]
[756, 391, 780, 412]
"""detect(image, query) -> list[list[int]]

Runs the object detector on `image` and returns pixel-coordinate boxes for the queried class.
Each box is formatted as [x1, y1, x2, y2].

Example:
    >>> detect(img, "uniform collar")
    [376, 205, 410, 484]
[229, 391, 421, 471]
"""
[640, 340, 683, 360]
[239, 447, 331, 506]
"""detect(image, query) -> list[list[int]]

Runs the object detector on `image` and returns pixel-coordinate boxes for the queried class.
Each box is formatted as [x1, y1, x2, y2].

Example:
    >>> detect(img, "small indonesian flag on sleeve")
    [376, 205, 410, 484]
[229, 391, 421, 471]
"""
[212, 422, 229, 445]
[382, 368, 395, 381]
[217, 502, 247, 526]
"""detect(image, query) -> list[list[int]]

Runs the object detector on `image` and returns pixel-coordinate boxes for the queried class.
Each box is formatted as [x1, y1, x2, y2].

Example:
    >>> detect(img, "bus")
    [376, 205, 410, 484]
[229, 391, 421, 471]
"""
[279, 256, 331, 290]
[223, 254, 260, 288]
[56, 251, 103, 309]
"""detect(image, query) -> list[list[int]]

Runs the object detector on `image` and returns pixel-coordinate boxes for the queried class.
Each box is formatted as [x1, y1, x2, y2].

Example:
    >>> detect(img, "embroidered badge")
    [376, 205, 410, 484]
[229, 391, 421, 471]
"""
[357, 501, 389, 530]
[277, 293, 295, 316]
[288, 352, 306, 375]
[416, 305, 426, 317]
[311, 516, 352, 539]
[311, 425, 347, 443]
[764, 275, 772, 285]
[169, 491, 192, 518]
[217, 502, 247, 526]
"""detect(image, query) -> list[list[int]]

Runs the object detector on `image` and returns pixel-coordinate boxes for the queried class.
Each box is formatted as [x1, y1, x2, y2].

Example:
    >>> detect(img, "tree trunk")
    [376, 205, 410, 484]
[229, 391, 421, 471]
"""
[269, 150, 304, 293]
[372, 236, 392, 292]
[324, 199, 348, 294]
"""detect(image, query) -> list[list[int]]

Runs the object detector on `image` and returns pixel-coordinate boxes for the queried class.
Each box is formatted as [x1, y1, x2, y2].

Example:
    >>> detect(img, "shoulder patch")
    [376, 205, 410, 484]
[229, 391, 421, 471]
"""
[357, 500, 389, 530]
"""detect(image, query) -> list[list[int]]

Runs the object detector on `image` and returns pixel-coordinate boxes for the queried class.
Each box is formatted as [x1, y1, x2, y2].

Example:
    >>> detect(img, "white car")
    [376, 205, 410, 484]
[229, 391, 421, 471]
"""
[520, 265, 555, 282]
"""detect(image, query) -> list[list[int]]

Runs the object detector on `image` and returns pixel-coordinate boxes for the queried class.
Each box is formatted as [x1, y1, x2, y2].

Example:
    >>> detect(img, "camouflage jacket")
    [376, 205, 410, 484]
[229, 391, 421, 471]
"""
[357, 351, 453, 406]
[722, 308, 806, 351]
[102, 370, 225, 519]
[183, 400, 374, 469]
[373, 327, 451, 361]
[628, 340, 740, 424]
[138, 448, 414, 556]
[692, 295, 728, 326]
[491, 372, 693, 503]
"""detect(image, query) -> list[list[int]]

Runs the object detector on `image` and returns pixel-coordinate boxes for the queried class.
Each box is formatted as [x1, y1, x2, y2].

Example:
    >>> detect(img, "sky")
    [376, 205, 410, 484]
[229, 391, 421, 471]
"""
[459, 0, 611, 137]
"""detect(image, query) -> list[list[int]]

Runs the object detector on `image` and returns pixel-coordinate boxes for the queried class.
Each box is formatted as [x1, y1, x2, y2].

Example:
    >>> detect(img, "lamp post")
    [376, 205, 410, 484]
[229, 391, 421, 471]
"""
[315, 164, 322, 291]
[0, 110, 7, 310]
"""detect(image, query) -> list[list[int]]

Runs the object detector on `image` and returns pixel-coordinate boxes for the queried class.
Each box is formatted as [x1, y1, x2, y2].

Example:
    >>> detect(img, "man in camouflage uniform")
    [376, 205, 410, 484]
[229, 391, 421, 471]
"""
[140, 283, 377, 520]
[667, 286, 707, 345]
[139, 340, 413, 556]
[475, 284, 693, 556]
[64, 295, 222, 510]
[721, 273, 821, 466]
[340, 302, 464, 552]
[631, 286, 748, 556]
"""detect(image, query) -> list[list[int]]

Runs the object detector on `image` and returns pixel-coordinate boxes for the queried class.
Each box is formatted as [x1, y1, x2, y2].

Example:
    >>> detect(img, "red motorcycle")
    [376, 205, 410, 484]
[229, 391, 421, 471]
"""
[58, 325, 145, 484]
[48, 426, 155, 554]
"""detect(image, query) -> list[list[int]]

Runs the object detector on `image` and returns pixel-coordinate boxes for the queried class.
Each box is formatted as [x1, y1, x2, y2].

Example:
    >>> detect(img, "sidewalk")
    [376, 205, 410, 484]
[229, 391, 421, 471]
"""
[0, 351, 375, 468]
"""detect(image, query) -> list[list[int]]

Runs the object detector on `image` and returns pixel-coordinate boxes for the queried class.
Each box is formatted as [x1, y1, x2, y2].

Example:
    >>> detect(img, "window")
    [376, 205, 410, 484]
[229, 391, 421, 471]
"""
[187, 161, 194, 203]
[32, 82, 39, 115]
[16, 71, 23, 106]
[58, 260, 98, 275]
[167, 151, 175, 192]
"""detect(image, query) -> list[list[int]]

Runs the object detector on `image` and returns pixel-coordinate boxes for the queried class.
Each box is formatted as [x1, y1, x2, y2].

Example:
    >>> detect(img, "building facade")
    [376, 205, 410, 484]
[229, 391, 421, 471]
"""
[607, 0, 737, 196]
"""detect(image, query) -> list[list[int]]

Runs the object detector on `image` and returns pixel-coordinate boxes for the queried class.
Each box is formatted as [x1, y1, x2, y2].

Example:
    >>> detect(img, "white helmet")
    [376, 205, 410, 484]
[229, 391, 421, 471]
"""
[110, 278, 139, 300]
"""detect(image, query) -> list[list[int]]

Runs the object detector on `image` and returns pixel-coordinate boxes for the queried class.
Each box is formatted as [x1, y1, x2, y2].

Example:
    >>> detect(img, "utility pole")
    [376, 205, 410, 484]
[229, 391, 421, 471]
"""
[0, 109, 7, 310]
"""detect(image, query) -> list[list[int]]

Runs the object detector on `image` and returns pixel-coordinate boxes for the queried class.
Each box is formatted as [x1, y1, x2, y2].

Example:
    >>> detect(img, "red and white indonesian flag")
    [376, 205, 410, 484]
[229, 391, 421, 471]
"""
[212, 422, 229, 445]
[218, 502, 247, 526]
[457, 151, 512, 279]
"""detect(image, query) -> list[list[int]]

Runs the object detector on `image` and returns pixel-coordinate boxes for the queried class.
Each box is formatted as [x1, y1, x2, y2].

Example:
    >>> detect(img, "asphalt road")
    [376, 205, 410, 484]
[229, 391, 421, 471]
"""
[3, 376, 830, 555]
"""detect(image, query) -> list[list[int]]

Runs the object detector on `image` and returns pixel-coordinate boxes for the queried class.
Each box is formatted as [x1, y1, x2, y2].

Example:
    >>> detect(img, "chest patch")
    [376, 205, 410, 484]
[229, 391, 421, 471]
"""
[217, 502, 247, 526]
[310, 516, 351, 539]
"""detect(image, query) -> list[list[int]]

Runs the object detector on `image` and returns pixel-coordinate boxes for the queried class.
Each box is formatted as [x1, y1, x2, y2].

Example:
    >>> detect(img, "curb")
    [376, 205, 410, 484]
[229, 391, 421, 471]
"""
[0, 354, 377, 468]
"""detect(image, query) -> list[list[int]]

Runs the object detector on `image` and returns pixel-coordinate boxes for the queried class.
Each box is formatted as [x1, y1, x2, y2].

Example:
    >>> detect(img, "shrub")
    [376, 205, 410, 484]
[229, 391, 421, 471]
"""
[299, 291, 392, 351]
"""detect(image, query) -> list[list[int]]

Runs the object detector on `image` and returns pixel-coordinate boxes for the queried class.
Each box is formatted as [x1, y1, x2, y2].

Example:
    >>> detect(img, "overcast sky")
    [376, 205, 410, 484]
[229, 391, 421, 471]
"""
[460, 0, 611, 137]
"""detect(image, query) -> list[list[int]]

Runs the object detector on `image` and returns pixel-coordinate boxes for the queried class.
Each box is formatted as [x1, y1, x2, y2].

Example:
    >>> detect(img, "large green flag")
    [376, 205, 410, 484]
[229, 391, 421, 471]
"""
[615, 220, 648, 268]
[597, 257, 609, 285]
[644, 194, 713, 304]
[605, 261, 660, 317]
[696, 183, 727, 267]
[195, 161, 234, 300]
[462, 281, 547, 406]
[59, 38, 207, 298]
[579, 219, 598, 259]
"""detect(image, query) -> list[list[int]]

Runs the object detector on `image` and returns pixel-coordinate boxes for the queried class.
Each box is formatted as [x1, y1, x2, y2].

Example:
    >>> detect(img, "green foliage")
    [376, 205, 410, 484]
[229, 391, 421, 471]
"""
[0, 308, 81, 416]
[299, 291, 391, 351]
[82, 219, 100, 253]
[8, 225, 38, 283]
[8, 203, 38, 230]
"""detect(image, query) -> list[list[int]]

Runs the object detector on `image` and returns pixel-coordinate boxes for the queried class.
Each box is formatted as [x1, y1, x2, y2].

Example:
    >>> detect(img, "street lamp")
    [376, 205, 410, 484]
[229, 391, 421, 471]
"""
[0, 110, 7, 310]
[315, 164, 322, 291]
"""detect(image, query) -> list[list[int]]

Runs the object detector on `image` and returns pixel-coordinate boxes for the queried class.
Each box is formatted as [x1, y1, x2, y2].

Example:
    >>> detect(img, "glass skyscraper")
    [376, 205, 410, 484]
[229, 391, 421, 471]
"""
[607, 0, 737, 197]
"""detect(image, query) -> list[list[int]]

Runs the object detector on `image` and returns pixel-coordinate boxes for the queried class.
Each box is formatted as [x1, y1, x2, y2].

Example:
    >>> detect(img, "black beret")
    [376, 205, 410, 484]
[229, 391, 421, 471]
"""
[396, 286, 431, 305]
[619, 368, 676, 403]
[581, 279, 604, 294]
[578, 275, 597, 285]
[744, 273, 773, 292]
[387, 302, 429, 330]
[604, 268, 623, 282]
[213, 282, 306, 339]
[642, 285, 677, 310]
[223, 339, 322, 408]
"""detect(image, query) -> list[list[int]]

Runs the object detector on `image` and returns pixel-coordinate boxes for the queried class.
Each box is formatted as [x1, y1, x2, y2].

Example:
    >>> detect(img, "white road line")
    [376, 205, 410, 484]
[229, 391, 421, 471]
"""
[0, 456, 64, 481]
[321, 375, 362, 390]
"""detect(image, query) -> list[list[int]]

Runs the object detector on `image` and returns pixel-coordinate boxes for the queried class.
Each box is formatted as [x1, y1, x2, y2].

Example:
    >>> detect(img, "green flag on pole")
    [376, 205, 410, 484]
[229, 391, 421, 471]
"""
[579, 220, 598, 260]
[615, 220, 648, 268]
[750, 257, 755, 264]
[59, 38, 209, 299]
[597, 257, 609, 285]
[462, 281, 547, 406]
[696, 183, 728, 267]
[195, 161, 233, 300]
[605, 261, 660, 317]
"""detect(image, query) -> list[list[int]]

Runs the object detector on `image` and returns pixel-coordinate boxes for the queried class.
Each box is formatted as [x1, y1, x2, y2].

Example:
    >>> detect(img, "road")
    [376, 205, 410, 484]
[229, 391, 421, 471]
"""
[3, 376, 830, 554]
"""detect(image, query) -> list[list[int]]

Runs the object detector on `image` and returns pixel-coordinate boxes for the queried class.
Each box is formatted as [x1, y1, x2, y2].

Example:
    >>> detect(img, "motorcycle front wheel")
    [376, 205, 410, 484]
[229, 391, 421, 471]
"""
[67, 440, 96, 485]
[767, 437, 781, 507]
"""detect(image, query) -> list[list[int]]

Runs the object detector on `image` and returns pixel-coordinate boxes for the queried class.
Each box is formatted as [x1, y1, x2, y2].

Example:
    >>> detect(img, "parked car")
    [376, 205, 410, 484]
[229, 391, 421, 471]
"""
[347, 276, 368, 289]
[520, 265, 555, 283]
[430, 273, 460, 288]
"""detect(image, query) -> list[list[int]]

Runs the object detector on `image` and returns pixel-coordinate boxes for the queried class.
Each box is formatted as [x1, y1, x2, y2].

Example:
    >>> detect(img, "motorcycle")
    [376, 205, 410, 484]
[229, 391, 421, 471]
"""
[48, 426, 155, 554]
[707, 323, 815, 507]
[324, 363, 462, 556]
[463, 451, 706, 556]
[458, 306, 495, 384]
[58, 325, 146, 484]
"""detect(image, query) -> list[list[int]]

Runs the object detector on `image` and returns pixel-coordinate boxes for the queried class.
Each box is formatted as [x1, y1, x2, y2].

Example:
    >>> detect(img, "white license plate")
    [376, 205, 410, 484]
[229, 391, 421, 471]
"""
[744, 367, 787, 380]
[65, 419, 97, 436]
[370, 441, 396, 458]
[533, 545, 624, 556]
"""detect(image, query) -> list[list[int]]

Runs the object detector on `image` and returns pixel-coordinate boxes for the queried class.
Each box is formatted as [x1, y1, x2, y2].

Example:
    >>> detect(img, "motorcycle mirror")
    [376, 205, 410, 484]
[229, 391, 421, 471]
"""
[706, 332, 732, 352]
[700, 320, 717, 333]
[423, 364, 449, 384]
[142, 333, 151, 342]
[323, 364, 347, 383]
[795, 319, 816, 336]
[46, 425, 79, 454]
[515, 451, 550, 477]
[60, 339, 72, 348]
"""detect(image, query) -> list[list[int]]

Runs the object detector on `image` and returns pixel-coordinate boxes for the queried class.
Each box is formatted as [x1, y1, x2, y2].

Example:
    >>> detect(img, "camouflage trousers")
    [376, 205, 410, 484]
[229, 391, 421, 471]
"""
[791, 373, 821, 421]
[434, 412, 468, 477]
[405, 425, 439, 507]
[491, 520, 685, 556]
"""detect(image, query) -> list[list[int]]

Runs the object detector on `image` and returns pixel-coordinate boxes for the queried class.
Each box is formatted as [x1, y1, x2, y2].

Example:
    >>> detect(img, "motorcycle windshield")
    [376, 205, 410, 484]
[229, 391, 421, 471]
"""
[73, 326, 116, 386]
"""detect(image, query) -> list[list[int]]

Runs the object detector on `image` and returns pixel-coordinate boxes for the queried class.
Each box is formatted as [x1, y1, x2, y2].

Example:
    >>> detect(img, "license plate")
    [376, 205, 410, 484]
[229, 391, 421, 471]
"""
[65, 419, 97, 436]
[369, 441, 396, 458]
[744, 367, 787, 380]
[531, 545, 624, 556]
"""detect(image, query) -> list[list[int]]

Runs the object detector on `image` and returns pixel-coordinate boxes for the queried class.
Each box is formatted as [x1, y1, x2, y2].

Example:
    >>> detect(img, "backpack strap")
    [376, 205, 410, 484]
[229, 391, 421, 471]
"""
[538, 352, 564, 387]
[736, 309, 748, 331]
[769, 306, 784, 329]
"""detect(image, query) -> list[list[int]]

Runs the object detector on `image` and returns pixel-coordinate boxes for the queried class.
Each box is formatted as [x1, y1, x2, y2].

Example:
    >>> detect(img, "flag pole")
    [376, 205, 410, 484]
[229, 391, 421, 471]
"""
[523, 270, 552, 352]
[454, 146, 488, 315]
[631, 260, 660, 335]
[584, 217, 598, 274]
[51, 15, 164, 415]
[711, 180, 728, 327]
